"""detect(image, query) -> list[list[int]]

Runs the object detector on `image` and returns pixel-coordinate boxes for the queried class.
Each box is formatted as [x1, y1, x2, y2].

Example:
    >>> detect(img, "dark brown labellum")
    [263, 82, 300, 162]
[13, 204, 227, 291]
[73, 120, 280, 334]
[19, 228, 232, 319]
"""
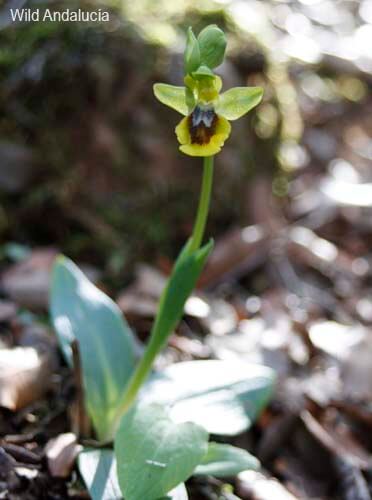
[188, 106, 218, 145]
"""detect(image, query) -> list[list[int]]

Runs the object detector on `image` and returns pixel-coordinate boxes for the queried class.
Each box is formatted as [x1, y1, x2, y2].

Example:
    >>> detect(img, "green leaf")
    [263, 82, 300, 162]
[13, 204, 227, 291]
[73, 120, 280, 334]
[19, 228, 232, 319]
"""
[161, 483, 189, 500]
[115, 403, 208, 500]
[184, 27, 200, 74]
[78, 449, 189, 500]
[151, 239, 213, 348]
[216, 87, 263, 121]
[50, 256, 136, 441]
[78, 449, 122, 500]
[109, 239, 213, 428]
[195, 443, 259, 477]
[197, 24, 226, 69]
[141, 360, 275, 436]
[153, 84, 188, 116]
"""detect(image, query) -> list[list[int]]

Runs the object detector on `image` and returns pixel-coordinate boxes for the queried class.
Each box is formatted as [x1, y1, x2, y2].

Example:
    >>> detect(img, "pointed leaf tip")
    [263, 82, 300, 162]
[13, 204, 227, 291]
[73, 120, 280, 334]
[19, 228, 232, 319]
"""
[195, 442, 260, 477]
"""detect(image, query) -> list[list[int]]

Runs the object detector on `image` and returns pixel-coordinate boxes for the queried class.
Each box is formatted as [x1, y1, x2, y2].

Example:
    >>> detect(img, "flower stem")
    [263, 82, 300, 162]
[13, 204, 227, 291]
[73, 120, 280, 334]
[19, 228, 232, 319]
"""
[190, 155, 214, 252]
[112, 332, 161, 432]
[111, 155, 214, 436]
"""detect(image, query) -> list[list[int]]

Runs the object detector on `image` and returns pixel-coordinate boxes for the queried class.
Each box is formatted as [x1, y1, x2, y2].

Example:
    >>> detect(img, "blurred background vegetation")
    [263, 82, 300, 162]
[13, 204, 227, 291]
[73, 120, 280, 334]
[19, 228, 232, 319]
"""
[0, 0, 369, 284]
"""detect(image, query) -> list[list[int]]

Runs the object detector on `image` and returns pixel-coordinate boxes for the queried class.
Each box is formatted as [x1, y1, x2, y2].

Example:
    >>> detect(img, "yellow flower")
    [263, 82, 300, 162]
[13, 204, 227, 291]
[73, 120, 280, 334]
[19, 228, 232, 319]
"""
[154, 74, 263, 157]
[175, 106, 231, 157]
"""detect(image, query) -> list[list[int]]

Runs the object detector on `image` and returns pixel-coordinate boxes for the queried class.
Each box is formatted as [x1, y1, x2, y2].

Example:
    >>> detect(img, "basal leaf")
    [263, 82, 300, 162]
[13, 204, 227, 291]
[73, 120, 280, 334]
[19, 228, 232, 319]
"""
[50, 256, 136, 440]
[216, 87, 263, 121]
[195, 442, 259, 477]
[78, 449, 121, 500]
[115, 403, 208, 500]
[141, 360, 275, 436]
[79, 449, 189, 500]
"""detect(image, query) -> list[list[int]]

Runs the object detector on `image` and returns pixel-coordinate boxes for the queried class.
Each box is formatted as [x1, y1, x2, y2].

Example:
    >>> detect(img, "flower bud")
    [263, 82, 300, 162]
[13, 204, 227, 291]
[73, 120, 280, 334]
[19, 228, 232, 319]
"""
[184, 27, 201, 75]
[197, 24, 226, 70]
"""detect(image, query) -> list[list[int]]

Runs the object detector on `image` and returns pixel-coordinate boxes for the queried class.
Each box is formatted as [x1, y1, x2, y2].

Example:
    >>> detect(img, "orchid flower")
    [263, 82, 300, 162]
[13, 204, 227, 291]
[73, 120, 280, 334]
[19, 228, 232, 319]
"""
[154, 25, 263, 157]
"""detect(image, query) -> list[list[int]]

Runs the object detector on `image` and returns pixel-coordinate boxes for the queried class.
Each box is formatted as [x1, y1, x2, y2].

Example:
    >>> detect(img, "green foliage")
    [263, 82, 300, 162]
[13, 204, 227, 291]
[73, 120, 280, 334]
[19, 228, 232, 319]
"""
[79, 448, 189, 500]
[195, 443, 259, 477]
[115, 403, 208, 500]
[78, 449, 122, 500]
[111, 238, 213, 422]
[141, 360, 275, 435]
[50, 256, 136, 441]
[50, 252, 272, 495]
[184, 24, 226, 75]
[184, 27, 200, 74]
[150, 238, 213, 348]
[50, 253, 273, 497]
[197, 24, 226, 70]
[79, 413, 261, 499]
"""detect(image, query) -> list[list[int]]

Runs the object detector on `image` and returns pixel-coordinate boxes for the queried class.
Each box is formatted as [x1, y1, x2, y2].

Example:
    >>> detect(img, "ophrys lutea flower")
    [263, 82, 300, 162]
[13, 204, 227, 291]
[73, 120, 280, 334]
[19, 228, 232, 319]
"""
[154, 25, 264, 157]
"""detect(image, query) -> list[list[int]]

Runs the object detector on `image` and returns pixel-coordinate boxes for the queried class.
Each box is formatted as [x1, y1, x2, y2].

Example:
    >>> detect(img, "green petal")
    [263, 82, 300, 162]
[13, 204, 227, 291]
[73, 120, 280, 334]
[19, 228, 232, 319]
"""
[215, 87, 263, 121]
[153, 83, 188, 116]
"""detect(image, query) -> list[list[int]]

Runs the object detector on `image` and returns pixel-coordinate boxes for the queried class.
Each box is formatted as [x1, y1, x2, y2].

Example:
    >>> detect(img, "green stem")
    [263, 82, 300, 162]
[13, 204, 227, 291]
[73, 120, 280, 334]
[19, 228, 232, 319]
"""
[111, 156, 214, 435]
[112, 333, 161, 426]
[190, 156, 214, 252]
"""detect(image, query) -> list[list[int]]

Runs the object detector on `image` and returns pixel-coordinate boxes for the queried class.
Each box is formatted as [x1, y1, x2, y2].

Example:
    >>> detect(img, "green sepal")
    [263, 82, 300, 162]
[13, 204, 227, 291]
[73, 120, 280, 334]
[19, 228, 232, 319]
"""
[191, 64, 215, 79]
[197, 24, 226, 69]
[153, 83, 188, 116]
[185, 86, 196, 111]
[215, 87, 264, 120]
[184, 27, 201, 75]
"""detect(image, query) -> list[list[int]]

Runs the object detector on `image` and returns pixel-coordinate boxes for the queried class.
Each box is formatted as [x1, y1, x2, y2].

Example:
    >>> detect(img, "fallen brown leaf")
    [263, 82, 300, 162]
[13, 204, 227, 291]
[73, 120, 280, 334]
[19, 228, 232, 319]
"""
[199, 225, 268, 287]
[237, 470, 299, 499]
[45, 433, 82, 478]
[301, 411, 372, 470]
[0, 346, 54, 411]
[1, 248, 58, 309]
